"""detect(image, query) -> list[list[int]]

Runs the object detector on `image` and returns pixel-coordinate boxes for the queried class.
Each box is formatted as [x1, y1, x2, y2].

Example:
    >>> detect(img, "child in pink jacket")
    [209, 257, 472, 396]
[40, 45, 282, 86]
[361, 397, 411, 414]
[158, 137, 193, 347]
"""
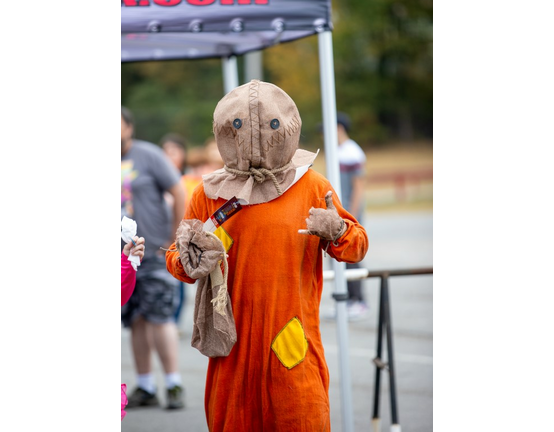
[121, 236, 145, 419]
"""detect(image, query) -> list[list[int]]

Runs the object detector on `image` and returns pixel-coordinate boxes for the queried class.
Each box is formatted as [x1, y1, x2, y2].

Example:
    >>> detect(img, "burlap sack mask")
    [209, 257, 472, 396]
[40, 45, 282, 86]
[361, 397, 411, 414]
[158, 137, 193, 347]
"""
[203, 80, 317, 205]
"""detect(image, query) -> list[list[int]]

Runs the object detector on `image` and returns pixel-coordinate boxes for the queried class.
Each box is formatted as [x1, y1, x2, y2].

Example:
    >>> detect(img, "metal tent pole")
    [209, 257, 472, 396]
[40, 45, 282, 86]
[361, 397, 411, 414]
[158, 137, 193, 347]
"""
[244, 50, 263, 82]
[318, 29, 354, 432]
[222, 55, 239, 94]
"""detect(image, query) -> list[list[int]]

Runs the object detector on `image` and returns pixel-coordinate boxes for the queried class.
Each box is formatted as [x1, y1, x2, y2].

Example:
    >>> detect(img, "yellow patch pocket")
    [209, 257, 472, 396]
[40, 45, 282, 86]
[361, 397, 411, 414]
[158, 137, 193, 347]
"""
[213, 226, 233, 252]
[271, 317, 308, 369]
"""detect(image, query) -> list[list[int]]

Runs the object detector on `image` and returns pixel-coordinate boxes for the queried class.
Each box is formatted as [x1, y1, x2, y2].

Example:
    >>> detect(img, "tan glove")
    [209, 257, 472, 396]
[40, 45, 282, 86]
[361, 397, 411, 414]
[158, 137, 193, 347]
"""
[298, 191, 347, 242]
[175, 219, 225, 279]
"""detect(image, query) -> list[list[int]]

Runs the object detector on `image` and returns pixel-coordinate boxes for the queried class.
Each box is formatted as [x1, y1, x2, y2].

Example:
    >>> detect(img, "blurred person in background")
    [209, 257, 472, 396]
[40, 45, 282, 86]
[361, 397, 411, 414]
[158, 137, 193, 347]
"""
[161, 135, 225, 334]
[121, 107, 186, 410]
[161, 132, 187, 175]
[337, 112, 368, 319]
[181, 145, 207, 205]
[181, 137, 225, 207]
[203, 137, 225, 173]
[322, 112, 369, 320]
[161, 133, 189, 332]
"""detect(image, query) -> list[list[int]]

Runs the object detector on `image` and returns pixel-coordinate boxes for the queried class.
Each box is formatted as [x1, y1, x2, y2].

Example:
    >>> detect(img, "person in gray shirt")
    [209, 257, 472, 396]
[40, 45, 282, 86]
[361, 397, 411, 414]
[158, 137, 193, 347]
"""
[121, 107, 186, 409]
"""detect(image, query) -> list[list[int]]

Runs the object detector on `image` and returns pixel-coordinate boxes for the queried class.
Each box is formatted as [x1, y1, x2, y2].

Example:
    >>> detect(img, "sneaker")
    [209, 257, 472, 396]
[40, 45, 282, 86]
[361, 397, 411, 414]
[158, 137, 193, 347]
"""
[126, 387, 160, 408]
[347, 301, 369, 321]
[166, 385, 185, 410]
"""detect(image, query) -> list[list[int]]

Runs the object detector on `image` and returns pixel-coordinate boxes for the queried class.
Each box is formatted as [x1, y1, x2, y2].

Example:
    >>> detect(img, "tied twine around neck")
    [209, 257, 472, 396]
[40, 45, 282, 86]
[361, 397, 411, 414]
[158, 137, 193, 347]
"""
[224, 162, 292, 196]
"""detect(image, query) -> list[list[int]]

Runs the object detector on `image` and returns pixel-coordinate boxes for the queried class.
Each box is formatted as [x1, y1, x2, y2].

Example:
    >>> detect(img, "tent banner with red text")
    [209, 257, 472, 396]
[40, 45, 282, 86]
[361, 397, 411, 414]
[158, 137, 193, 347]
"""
[121, 0, 332, 62]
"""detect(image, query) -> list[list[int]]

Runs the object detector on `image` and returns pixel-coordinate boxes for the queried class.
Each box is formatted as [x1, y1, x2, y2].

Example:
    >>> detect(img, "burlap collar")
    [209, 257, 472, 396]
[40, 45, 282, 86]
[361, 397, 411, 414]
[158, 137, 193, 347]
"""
[202, 148, 318, 205]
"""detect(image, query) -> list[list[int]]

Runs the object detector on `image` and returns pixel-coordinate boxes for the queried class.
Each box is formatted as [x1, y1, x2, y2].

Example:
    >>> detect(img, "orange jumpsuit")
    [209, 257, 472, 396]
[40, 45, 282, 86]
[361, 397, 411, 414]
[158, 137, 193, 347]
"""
[166, 169, 368, 431]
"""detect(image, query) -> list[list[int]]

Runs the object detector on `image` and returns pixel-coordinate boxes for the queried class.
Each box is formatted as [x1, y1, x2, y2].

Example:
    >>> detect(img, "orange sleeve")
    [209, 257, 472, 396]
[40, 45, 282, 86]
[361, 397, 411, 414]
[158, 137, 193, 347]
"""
[165, 245, 195, 284]
[165, 186, 205, 284]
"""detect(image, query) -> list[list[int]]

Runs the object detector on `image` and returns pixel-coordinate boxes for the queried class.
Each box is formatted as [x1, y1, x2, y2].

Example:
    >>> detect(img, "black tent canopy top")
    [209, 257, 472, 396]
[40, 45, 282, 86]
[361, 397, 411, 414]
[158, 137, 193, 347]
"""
[121, 0, 332, 62]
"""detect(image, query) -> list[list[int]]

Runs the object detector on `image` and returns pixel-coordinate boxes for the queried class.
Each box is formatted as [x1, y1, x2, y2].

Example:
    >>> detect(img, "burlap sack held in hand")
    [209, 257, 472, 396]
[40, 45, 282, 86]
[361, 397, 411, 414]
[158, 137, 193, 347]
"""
[299, 191, 347, 242]
[176, 219, 237, 357]
[176, 219, 224, 278]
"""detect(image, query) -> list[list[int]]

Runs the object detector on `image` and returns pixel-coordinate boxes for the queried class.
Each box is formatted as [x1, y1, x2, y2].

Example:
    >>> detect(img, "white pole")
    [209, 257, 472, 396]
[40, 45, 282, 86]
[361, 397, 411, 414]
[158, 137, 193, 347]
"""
[323, 268, 370, 281]
[318, 29, 354, 432]
[244, 50, 263, 82]
[222, 55, 239, 94]
[372, 418, 381, 432]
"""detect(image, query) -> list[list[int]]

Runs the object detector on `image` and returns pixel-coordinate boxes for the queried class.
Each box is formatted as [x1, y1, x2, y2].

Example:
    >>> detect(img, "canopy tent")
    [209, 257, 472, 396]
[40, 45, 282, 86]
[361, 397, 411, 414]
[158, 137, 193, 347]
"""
[121, 0, 331, 62]
[122, 2, 355, 431]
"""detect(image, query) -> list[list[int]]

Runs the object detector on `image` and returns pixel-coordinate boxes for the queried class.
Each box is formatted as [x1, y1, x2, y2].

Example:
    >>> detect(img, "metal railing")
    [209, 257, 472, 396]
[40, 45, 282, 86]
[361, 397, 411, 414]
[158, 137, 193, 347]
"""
[323, 267, 433, 432]
[366, 168, 433, 202]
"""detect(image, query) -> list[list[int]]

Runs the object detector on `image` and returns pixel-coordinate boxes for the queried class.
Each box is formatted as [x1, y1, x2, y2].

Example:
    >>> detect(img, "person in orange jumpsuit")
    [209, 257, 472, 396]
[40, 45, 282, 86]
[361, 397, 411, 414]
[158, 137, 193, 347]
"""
[165, 80, 368, 431]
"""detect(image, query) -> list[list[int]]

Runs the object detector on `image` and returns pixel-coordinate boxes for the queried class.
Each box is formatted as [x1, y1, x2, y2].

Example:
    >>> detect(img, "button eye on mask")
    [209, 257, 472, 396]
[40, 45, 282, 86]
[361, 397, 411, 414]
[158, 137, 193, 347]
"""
[270, 119, 280, 129]
[233, 118, 242, 129]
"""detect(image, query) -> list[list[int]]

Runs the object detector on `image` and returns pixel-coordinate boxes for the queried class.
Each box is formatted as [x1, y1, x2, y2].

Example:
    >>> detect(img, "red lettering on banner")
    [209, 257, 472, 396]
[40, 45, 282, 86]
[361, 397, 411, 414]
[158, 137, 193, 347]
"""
[122, 0, 269, 6]
[121, 0, 150, 6]
[221, 0, 268, 4]
[153, 0, 181, 5]
[187, 0, 216, 5]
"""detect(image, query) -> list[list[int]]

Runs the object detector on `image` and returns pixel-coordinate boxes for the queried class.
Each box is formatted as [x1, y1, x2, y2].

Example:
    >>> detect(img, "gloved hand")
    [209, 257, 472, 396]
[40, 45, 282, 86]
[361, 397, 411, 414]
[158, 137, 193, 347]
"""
[298, 191, 347, 242]
[175, 219, 225, 279]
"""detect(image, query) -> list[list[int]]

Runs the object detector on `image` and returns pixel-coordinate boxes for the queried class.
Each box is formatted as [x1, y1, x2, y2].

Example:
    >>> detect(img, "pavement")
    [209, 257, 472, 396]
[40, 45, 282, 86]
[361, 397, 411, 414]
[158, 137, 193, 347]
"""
[121, 210, 433, 432]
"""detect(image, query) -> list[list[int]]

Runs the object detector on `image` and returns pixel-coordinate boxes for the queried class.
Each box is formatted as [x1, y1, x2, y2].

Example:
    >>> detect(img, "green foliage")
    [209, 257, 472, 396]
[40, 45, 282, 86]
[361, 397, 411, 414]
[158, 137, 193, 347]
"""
[121, 0, 432, 148]
[122, 59, 224, 146]
[332, 0, 433, 144]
